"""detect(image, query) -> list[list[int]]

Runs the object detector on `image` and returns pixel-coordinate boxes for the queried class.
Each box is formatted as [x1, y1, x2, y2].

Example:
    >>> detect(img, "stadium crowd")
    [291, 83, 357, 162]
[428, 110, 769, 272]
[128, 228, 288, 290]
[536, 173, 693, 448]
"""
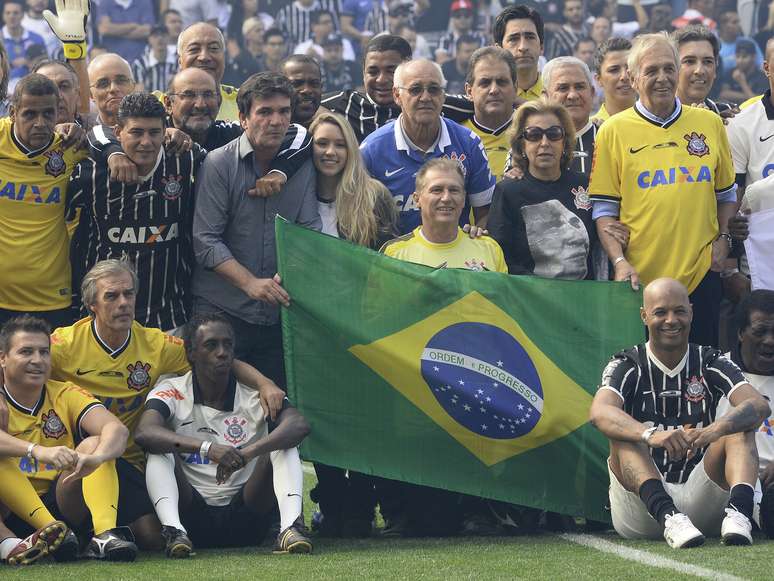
[1, 0, 774, 565]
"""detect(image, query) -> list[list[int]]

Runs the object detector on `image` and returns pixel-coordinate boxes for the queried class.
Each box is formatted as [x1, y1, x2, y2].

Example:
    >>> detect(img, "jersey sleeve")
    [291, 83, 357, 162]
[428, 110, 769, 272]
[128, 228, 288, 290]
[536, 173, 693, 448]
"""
[64, 161, 86, 221]
[159, 333, 191, 376]
[464, 132, 495, 207]
[62, 383, 105, 440]
[49, 330, 69, 382]
[598, 354, 638, 402]
[87, 124, 123, 160]
[489, 240, 508, 273]
[703, 349, 748, 398]
[713, 115, 737, 196]
[727, 116, 750, 175]
[359, 136, 376, 177]
[268, 124, 312, 181]
[442, 94, 475, 123]
[588, 123, 622, 207]
[145, 380, 183, 421]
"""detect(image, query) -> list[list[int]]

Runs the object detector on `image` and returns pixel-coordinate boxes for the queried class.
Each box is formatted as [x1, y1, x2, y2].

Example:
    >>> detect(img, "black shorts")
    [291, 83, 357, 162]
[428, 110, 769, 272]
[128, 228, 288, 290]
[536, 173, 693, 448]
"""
[3, 479, 64, 538]
[180, 486, 272, 548]
[116, 458, 155, 526]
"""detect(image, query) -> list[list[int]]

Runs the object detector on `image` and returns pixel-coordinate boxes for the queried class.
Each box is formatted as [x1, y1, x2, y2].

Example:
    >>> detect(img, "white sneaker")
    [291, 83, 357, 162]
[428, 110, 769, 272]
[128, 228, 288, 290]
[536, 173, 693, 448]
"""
[663, 512, 705, 549]
[721, 508, 753, 546]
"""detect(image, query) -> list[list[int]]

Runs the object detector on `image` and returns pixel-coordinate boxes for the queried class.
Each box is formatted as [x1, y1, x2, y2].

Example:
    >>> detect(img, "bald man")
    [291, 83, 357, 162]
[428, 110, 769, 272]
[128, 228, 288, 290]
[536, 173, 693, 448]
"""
[590, 278, 769, 549]
[175, 23, 236, 122]
[88, 53, 135, 126]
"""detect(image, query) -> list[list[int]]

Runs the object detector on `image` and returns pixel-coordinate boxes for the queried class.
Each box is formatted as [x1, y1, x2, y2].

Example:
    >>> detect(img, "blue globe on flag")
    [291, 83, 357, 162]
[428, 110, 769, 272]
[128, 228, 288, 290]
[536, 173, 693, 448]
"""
[420, 322, 544, 440]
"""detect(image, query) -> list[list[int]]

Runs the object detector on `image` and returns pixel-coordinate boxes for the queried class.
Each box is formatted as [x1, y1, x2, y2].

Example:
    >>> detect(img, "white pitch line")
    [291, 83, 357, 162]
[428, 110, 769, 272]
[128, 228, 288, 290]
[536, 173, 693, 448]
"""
[560, 533, 747, 581]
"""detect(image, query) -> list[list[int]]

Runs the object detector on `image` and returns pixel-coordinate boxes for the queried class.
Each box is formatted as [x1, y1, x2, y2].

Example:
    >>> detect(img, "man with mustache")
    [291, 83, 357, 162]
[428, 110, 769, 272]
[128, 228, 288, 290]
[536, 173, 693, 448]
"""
[281, 54, 321, 128]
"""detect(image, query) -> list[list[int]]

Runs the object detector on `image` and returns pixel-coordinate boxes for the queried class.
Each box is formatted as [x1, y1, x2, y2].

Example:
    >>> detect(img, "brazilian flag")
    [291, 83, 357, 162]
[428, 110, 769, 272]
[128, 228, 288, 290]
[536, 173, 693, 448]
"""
[277, 219, 644, 521]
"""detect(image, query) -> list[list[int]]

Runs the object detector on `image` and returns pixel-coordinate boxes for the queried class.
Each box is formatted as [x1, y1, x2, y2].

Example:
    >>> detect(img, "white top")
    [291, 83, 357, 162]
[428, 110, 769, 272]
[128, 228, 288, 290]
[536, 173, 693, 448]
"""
[294, 37, 356, 61]
[318, 200, 339, 237]
[717, 361, 774, 475]
[146, 371, 268, 506]
[727, 96, 774, 186]
[21, 14, 61, 58]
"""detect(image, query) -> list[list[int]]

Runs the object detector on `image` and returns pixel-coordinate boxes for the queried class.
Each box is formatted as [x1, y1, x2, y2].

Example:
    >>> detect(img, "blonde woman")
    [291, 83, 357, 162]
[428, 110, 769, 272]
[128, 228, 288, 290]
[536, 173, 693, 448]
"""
[309, 110, 398, 250]
[307, 110, 396, 537]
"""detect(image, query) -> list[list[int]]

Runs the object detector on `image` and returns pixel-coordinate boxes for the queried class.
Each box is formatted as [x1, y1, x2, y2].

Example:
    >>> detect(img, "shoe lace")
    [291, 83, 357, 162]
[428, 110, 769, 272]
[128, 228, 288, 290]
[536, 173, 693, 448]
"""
[664, 512, 691, 529]
[724, 508, 751, 528]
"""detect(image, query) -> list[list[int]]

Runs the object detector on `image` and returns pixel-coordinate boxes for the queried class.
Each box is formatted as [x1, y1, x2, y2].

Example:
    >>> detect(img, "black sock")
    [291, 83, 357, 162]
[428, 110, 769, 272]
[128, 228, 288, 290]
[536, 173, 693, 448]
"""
[728, 483, 755, 520]
[639, 478, 678, 527]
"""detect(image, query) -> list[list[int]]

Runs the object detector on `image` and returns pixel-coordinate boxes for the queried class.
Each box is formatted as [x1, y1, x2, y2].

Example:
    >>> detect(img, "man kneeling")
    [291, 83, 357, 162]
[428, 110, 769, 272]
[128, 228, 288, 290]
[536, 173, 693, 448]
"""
[134, 314, 312, 556]
[590, 278, 770, 548]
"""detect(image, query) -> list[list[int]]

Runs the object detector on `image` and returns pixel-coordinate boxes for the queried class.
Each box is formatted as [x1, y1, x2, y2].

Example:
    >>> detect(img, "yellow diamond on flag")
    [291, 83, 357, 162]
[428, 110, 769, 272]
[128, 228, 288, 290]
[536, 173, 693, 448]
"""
[349, 291, 593, 466]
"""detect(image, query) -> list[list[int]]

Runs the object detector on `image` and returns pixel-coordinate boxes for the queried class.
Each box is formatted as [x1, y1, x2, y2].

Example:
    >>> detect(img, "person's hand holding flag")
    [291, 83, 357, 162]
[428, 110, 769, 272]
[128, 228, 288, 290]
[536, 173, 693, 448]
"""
[43, 0, 89, 60]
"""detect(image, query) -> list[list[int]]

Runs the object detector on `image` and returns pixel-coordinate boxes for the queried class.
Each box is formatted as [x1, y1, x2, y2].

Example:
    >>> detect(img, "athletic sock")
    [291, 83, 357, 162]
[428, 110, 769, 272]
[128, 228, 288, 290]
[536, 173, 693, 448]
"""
[0, 537, 21, 560]
[270, 447, 303, 531]
[639, 478, 678, 527]
[0, 457, 56, 529]
[727, 483, 755, 520]
[145, 453, 186, 532]
[82, 460, 119, 535]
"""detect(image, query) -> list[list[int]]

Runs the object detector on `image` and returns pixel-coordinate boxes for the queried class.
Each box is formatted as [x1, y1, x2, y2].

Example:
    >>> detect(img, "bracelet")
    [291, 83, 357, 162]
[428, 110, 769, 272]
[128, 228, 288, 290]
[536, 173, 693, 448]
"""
[613, 256, 626, 266]
[717, 232, 733, 248]
[62, 41, 87, 60]
[199, 440, 212, 460]
[26, 443, 37, 460]
[720, 268, 740, 279]
[641, 426, 657, 445]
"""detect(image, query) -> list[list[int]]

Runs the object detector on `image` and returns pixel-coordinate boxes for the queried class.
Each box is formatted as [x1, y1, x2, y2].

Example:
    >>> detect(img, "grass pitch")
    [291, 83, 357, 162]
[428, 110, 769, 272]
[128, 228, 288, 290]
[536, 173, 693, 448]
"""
[1, 469, 767, 580]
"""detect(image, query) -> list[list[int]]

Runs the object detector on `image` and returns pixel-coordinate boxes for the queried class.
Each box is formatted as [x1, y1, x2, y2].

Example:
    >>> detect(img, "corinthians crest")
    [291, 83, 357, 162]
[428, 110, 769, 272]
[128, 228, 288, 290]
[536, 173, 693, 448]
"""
[44, 149, 66, 177]
[685, 375, 706, 403]
[161, 175, 183, 200]
[126, 361, 152, 391]
[223, 416, 247, 445]
[41, 409, 67, 439]
[684, 132, 710, 157]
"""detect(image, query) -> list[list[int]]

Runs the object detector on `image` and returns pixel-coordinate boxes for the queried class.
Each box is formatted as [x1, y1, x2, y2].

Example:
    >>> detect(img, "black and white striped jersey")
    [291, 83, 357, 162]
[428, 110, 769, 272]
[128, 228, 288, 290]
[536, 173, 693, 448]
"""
[321, 89, 401, 143]
[132, 50, 179, 94]
[573, 121, 597, 177]
[276, 0, 342, 46]
[599, 343, 748, 484]
[66, 142, 206, 331]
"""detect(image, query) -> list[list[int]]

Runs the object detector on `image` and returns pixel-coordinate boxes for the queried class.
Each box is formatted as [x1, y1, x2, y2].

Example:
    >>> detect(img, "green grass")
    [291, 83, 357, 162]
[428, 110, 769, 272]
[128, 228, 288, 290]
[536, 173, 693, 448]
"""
[1, 467, 766, 580]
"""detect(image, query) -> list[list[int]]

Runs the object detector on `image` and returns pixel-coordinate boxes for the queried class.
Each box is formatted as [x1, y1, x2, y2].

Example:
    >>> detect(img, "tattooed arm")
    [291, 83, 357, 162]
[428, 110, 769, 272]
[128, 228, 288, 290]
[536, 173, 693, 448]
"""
[689, 384, 770, 450]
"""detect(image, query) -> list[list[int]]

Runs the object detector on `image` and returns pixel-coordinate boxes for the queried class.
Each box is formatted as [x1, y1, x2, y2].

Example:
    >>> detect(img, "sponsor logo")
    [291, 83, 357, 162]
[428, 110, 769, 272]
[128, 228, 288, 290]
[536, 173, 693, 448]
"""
[760, 134, 774, 142]
[43, 149, 66, 177]
[155, 388, 184, 400]
[636, 165, 712, 188]
[653, 141, 678, 149]
[445, 151, 468, 176]
[107, 223, 179, 244]
[41, 409, 67, 439]
[224, 416, 247, 445]
[629, 145, 648, 154]
[0, 180, 61, 204]
[126, 361, 152, 392]
[384, 167, 404, 177]
[76, 368, 95, 375]
[684, 132, 710, 157]
[197, 427, 218, 435]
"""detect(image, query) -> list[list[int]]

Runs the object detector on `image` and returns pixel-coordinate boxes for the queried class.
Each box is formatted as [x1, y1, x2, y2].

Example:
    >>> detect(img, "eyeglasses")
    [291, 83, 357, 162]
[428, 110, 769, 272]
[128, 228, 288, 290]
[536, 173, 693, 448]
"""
[90, 76, 133, 90]
[169, 90, 218, 101]
[521, 125, 565, 142]
[397, 84, 444, 97]
[389, 7, 412, 16]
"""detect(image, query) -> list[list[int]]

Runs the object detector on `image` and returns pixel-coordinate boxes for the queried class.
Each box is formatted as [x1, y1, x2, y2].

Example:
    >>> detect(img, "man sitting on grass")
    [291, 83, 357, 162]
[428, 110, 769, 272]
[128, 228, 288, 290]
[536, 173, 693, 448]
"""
[135, 314, 312, 556]
[590, 278, 769, 548]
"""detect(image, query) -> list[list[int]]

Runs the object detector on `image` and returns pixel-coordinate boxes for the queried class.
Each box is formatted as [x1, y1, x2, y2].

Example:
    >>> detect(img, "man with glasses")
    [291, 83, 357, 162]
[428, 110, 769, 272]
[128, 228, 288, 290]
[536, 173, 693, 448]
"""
[360, 58, 494, 234]
[87, 53, 135, 127]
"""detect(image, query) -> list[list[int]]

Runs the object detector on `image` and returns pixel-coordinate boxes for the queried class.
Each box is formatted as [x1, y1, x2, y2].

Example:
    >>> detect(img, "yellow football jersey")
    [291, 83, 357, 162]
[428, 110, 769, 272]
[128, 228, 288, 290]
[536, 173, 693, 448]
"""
[588, 103, 735, 293]
[593, 103, 609, 121]
[462, 118, 511, 180]
[381, 227, 508, 273]
[0, 117, 86, 310]
[153, 83, 238, 122]
[50, 317, 190, 468]
[740, 94, 763, 109]
[4, 380, 102, 494]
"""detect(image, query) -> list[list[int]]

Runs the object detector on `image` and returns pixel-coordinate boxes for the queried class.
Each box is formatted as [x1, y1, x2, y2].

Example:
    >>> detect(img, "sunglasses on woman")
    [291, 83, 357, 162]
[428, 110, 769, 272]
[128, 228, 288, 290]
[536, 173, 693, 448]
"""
[521, 126, 565, 142]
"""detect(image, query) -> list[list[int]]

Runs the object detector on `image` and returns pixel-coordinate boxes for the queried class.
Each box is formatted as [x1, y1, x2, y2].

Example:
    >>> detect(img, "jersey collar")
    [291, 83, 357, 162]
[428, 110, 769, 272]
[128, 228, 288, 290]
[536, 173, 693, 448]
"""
[91, 319, 132, 359]
[471, 115, 511, 136]
[645, 341, 689, 378]
[576, 121, 594, 138]
[2, 383, 45, 416]
[394, 114, 450, 155]
[634, 97, 682, 129]
[191, 370, 237, 411]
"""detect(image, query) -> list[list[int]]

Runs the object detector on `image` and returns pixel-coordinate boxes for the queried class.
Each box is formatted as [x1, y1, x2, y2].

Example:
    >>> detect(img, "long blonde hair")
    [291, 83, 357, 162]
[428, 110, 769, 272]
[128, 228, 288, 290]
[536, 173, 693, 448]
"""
[309, 111, 397, 247]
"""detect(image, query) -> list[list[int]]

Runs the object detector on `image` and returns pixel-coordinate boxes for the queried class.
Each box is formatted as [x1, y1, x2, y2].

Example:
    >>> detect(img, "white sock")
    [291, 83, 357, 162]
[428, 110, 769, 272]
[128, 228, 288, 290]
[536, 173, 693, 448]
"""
[270, 447, 303, 530]
[145, 453, 186, 532]
[0, 537, 21, 560]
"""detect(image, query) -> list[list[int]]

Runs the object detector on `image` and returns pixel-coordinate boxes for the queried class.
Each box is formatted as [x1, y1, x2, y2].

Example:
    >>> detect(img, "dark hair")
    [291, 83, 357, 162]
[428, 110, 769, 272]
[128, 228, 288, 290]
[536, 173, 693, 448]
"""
[737, 290, 774, 333]
[284, 53, 321, 75]
[493, 4, 544, 46]
[237, 71, 296, 116]
[0, 316, 50, 353]
[32, 59, 79, 87]
[116, 93, 166, 126]
[594, 36, 632, 73]
[181, 313, 233, 361]
[573, 37, 595, 51]
[264, 27, 286, 43]
[587, 0, 607, 18]
[455, 33, 481, 50]
[12, 73, 58, 108]
[672, 24, 719, 59]
[736, 38, 757, 55]
[311, 8, 334, 24]
[365, 34, 412, 60]
[162, 8, 181, 18]
[466, 45, 517, 85]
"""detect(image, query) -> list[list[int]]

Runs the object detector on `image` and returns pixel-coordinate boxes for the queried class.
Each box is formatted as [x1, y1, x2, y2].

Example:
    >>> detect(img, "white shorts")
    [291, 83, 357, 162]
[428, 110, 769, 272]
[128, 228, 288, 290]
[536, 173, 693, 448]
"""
[608, 458, 730, 539]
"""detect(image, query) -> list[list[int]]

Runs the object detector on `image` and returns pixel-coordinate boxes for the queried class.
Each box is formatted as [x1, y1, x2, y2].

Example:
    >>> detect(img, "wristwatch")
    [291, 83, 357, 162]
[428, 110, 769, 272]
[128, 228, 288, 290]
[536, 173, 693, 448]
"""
[641, 426, 657, 445]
